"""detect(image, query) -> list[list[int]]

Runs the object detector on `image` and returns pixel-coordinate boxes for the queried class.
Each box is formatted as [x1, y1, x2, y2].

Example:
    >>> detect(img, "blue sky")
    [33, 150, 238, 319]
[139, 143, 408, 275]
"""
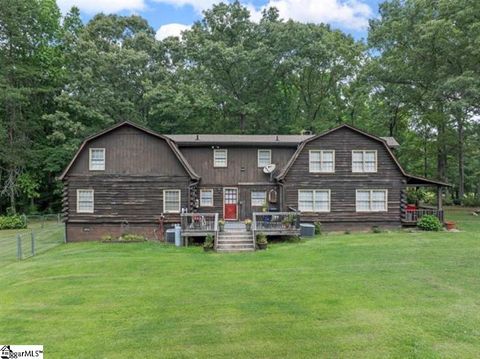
[57, 0, 381, 40]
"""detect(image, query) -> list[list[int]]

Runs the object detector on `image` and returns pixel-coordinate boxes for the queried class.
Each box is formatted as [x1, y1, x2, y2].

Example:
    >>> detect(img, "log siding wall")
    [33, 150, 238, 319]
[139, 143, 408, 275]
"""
[63, 126, 193, 241]
[283, 127, 406, 229]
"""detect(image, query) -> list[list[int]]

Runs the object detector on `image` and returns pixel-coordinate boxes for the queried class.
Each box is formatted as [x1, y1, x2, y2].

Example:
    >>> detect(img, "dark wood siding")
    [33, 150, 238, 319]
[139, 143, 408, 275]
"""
[68, 125, 188, 176]
[283, 127, 406, 227]
[196, 185, 280, 221]
[180, 146, 295, 186]
[64, 125, 192, 232]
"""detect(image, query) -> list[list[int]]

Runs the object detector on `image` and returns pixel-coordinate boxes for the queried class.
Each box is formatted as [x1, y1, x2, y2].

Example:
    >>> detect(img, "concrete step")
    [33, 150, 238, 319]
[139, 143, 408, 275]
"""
[216, 247, 255, 253]
[218, 235, 253, 239]
[217, 240, 254, 245]
[217, 243, 254, 248]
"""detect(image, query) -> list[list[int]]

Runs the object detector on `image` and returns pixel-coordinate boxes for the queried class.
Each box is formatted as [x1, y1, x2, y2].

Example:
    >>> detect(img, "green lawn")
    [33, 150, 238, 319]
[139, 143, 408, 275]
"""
[1, 208, 479, 358]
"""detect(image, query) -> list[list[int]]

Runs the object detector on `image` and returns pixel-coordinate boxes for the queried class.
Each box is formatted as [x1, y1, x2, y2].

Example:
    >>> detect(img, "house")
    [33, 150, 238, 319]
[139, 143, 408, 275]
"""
[59, 121, 449, 245]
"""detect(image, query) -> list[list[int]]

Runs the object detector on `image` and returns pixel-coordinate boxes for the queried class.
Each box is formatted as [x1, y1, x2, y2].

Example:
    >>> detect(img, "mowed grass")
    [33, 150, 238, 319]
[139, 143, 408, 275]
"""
[0, 208, 479, 358]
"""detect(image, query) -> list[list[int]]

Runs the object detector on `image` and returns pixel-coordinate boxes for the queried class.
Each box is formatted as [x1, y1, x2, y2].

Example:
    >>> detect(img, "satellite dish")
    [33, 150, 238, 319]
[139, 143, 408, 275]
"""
[263, 164, 276, 174]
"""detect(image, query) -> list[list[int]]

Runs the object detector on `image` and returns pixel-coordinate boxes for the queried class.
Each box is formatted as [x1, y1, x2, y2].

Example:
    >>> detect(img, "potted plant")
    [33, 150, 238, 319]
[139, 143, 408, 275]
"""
[218, 219, 225, 232]
[444, 221, 456, 231]
[244, 218, 252, 231]
[203, 234, 214, 252]
[261, 202, 268, 213]
[282, 217, 291, 229]
[256, 232, 267, 250]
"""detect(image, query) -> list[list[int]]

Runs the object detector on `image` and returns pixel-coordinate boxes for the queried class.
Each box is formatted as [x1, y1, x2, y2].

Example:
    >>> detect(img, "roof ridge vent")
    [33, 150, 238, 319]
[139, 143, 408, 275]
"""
[196, 134, 199, 140]
[276, 135, 279, 141]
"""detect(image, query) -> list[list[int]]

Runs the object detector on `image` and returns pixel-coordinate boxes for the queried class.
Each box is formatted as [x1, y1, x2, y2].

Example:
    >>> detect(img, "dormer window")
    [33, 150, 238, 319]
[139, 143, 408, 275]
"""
[214, 149, 227, 167]
[89, 148, 105, 171]
[352, 150, 377, 173]
[257, 149, 271, 167]
[309, 150, 335, 173]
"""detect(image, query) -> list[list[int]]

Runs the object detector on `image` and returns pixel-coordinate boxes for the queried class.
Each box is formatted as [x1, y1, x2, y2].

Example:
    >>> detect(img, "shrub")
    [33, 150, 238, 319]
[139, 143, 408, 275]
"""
[462, 193, 480, 207]
[314, 221, 322, 235]
[118, 234, 146, 241]
[256, 232, 267, 244]
[417, 215, 442, 231]
[0, 215, 27, 230]
[372, 226, 382, 234]
[203, 234, 214, 249]
[101, 235, 114, 241]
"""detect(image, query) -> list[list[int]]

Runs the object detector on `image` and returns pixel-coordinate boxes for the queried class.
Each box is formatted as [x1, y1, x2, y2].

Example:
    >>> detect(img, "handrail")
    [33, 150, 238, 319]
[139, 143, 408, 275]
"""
[252, 212, 301, 231]
[403, 208, 444, 223]
[180, 213, 218, 232]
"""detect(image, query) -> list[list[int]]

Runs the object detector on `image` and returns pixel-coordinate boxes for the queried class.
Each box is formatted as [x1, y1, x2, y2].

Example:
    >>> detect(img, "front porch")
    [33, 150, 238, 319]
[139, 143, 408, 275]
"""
[401, 175, 450, 226]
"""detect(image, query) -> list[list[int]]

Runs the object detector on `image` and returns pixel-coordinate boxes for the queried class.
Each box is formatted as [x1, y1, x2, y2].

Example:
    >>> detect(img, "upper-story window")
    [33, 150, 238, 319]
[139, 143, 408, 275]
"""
[89, 148, 105, 171]
[352, 150, 377, 173]
[257, 149, 272, 167]
[163, 189, 181, 213]
[309, 150, 335, 173]
[77, 189, 94, 213]
[213, 149, 228, 167]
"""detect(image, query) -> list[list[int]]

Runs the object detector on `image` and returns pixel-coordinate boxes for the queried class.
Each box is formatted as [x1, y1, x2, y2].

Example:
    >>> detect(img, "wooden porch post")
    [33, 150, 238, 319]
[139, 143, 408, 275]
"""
[437, 186, 444, 223]
[437, 186, 443, 211]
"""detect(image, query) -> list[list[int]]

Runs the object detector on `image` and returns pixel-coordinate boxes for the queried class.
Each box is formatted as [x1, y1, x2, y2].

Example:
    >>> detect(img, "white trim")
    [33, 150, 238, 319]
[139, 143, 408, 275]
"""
[200, 189, 214, 207]
[309, 150, 335, 173]
[89, 148, 105, 171]
[352, 150, 377, 173]
[355, 189, 388, 212]
[257, 149, 272, 168]
[298, 189, 331, 213]
[76, 189, 94, 213]
[213, 149, 228, 167]
[163, 189, 181, 213]
[223, 187, 238, 220]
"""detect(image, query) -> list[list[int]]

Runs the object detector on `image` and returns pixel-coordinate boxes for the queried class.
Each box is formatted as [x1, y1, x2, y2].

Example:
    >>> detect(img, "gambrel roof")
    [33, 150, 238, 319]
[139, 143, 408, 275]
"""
[275, 124, 450, 187]
[58, 121, 200, 180]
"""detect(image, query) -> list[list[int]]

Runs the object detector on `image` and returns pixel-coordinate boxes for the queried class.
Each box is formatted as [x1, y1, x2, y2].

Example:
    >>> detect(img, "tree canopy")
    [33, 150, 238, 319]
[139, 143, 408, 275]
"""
[0, 0, 479, 213]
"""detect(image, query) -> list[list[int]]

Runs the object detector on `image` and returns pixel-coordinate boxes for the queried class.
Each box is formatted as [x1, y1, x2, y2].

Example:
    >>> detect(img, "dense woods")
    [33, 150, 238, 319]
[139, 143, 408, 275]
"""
[0, 0, 479, 214]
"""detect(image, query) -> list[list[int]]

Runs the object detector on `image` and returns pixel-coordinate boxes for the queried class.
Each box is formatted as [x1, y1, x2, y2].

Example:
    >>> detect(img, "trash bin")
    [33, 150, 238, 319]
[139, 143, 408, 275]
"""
[174, 224, 182, 247]
[300, 223, 315, 237]
[165, 228, 175, 244]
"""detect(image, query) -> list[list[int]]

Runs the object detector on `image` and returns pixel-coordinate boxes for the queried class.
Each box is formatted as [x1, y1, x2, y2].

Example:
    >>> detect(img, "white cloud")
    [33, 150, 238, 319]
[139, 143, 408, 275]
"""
[151, 0, 218, 13]
[57, 0, 146, 14]
[151, 0, 372, 30]
[156, 23, 191, 40]
[262, 0, 372, 30]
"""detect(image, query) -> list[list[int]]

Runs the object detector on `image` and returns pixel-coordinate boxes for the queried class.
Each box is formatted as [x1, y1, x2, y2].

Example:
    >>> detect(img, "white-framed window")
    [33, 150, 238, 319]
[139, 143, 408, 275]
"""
[77, 189, 94, 213]
[163, 189, 181, 213]
[309, 150, 335, 173]
[200, 189, 214, 207]
[356, 189, 387, 212]
[251, 191, 267, 206]
[257, 149, 272, 167]
[213, 149, 228, 167]
[352, 150, 377, 173]
[89, 148, 105, 171]
[298, 189, 331, 212]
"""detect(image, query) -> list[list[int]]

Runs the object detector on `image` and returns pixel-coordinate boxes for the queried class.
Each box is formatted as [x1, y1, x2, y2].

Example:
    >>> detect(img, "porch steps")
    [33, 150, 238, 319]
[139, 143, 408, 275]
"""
[216, 231, 255, 253]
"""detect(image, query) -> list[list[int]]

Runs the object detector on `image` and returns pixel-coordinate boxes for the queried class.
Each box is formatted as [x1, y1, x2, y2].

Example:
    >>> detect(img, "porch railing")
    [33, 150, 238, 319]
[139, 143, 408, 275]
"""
[403, 208, 444, 223]
[252, 212, 301, 234]
[180, 213, 218, 234]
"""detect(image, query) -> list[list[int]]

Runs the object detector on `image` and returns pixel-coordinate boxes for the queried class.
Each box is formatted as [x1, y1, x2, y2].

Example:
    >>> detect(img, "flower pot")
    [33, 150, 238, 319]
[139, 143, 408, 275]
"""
[203, 246, 213, 252]
[445, 221, 456, 230]
[246, 223, 252, 231]
[257, 242, 267, 250]
[219, 224, 224, 232]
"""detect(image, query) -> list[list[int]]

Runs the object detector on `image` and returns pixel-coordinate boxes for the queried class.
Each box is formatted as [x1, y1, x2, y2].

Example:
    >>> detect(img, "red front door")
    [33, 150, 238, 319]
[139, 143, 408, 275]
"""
[224, 188, 238, 220]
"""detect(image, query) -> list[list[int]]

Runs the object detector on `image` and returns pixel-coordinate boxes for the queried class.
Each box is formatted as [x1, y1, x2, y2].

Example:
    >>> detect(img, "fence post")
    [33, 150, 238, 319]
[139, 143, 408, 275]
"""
[31, 230, 36, 256]
[16, 234, 22, 260]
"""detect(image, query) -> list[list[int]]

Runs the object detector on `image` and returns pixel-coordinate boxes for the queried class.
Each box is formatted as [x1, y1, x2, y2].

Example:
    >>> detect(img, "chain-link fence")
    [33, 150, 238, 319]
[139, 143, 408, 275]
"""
[0, 215, 65, 265]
